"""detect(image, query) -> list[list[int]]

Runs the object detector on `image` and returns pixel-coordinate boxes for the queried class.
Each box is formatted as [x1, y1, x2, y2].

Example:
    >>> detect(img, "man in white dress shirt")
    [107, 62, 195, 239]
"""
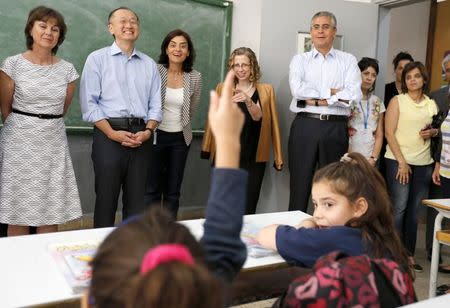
[288, 11, 362, 212]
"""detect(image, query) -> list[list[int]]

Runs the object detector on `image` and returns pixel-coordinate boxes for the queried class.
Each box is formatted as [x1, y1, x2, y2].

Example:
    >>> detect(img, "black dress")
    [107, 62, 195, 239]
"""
[237, 90, 266, 214]
[384, 82, 398, 109]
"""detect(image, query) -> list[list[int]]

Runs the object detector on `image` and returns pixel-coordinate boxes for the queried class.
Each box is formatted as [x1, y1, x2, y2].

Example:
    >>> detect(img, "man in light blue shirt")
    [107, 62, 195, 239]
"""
[80, 6, 162, 227]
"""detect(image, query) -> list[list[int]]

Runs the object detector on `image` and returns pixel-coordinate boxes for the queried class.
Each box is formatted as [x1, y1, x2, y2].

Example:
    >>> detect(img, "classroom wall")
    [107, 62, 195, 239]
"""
[68, 0, 429, 216]
[230, 0, 262, 57]
[382, 0, 430, 84]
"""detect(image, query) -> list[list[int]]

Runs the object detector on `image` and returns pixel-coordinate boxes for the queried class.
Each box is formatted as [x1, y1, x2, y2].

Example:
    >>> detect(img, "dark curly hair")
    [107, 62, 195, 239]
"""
[401, 61, 429, 94]
[392, 51, 414, 70]
[358, 57, 379, 94]
[158, 29, 196, 73]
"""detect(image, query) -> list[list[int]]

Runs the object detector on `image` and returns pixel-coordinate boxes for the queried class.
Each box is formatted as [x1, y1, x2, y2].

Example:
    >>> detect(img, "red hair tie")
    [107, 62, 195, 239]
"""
[140, 244, 194, 274]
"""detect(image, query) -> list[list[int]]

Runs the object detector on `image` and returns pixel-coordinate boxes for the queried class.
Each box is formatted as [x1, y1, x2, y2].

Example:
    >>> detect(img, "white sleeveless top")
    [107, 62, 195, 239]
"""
[158, 87, 183, 132]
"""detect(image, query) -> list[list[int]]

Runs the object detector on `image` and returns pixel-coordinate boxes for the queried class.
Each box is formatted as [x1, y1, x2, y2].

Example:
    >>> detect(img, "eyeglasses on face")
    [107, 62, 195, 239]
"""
[311, 24, 334, 31]
[232, 63, 251, 70]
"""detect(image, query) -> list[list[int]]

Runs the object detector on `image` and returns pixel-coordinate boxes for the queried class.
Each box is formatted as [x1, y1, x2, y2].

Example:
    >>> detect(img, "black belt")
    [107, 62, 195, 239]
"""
[297, 112, 348, 122]
[107, 117, 145, 130]
[12, 108, 63, 119]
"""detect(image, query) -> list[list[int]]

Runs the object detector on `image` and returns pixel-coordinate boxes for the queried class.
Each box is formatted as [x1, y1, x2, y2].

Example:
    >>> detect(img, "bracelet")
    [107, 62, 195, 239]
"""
[145, 127, 154, 134]
[315, 99, 319, 107]
[370, 156, 378, 162]
[246, 102, 253, 108]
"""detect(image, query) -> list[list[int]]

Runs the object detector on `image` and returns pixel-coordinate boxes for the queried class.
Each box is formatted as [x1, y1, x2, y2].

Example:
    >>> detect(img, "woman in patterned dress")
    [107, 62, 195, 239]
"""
[348, 57, 385, 167]
[0, 6, 82, 236]
[144, 29, 202, 218]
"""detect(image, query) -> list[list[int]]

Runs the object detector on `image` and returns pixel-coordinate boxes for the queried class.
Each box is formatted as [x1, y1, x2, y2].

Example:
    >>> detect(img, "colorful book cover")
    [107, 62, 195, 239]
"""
[48, 241, 99, 293]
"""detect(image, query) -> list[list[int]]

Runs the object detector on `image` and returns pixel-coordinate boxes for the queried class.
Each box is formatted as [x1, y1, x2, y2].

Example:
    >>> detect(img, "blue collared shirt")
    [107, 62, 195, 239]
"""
[80, 41, 162, 123]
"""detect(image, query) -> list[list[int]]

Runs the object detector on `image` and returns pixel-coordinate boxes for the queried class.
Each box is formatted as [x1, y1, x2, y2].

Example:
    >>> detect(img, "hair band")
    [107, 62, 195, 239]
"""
[140, 244, 194, 274]
[340, 153, 352, 163]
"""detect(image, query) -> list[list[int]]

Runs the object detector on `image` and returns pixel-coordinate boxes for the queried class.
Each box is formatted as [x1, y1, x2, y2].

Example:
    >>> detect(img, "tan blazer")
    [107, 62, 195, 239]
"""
[201, 83, 283, 170]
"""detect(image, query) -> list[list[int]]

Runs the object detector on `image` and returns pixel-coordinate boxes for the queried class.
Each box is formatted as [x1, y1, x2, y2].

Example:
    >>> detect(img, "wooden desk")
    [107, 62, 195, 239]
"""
[422, 199, 450, 298]
[0, 210, 309, 307]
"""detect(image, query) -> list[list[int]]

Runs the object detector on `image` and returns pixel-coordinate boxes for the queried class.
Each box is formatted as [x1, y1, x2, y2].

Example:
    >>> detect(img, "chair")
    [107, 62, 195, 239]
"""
[426, 199, 450, 298]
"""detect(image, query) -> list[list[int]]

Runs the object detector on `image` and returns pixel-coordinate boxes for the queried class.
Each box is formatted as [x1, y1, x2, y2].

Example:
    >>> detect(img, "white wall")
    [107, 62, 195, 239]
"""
[383, 0, 430, 83]
[230, 0, 262, 58]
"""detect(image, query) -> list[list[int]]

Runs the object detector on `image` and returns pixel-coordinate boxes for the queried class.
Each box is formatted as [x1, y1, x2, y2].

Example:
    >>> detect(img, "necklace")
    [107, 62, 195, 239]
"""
[237, 83, 253, 94]
[407, 93, 424, 104]
[169, 70, 183, 82]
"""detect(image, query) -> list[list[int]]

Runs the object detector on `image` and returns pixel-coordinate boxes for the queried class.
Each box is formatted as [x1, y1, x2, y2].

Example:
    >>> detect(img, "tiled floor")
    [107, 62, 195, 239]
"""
[232, 223, 450, 307]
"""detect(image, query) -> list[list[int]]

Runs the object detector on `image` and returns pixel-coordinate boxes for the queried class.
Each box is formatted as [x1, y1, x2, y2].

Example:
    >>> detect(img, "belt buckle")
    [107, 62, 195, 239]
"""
[319, 114, 329, 121]
[129, 118, 139, 127]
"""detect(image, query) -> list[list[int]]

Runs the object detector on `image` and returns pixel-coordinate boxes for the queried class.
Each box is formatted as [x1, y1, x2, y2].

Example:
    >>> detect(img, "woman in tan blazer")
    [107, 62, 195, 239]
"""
[201, 47, 283, 214]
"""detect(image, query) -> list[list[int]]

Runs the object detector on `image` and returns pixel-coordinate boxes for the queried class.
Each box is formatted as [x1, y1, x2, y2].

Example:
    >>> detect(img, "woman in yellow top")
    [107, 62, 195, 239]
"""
[201, 47, 283, 214]
[385, 61, 438, 272]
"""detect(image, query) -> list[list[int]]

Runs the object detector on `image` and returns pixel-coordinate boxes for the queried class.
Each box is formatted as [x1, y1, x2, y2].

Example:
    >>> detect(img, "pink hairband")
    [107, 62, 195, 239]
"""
[140, 244, 195, 274]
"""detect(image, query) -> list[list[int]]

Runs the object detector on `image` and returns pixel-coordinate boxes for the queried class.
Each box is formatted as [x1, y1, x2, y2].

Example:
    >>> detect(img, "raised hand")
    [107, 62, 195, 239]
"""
[208, 70, 244, 168]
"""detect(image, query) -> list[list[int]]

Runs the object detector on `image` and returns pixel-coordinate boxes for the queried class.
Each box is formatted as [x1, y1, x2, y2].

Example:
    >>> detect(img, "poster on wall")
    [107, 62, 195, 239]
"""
[297, 32, 344, 53]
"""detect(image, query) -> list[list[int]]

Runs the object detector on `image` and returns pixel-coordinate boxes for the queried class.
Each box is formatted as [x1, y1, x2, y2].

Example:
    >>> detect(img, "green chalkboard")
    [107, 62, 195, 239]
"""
[0, 0, 232, 132]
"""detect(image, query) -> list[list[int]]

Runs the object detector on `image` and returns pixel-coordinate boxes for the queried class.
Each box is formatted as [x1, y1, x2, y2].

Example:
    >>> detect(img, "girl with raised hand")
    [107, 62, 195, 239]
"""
[84, 71, 247, 308]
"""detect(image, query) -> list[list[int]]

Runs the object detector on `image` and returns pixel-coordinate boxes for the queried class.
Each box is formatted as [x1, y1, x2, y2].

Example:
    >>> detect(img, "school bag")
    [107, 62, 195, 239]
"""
[273, 250, 417, 308]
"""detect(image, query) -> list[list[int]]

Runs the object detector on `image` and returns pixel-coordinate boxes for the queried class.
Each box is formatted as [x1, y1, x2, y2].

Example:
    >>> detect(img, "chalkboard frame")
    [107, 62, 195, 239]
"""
[0, 0, 233, 135]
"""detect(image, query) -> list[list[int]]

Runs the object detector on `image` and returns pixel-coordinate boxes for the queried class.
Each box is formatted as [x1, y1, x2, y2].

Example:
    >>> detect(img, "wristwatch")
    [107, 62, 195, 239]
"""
[145, 127, 154, 134]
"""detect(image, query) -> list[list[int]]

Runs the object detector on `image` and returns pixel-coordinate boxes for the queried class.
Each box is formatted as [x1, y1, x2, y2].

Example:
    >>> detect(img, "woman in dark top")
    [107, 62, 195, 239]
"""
[384, 52, 414, 108]
[202, 47, 283, 214]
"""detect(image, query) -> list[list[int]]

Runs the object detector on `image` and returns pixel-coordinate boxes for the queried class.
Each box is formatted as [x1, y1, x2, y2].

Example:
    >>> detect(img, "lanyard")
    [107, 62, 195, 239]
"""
[359, 100, 370, 129]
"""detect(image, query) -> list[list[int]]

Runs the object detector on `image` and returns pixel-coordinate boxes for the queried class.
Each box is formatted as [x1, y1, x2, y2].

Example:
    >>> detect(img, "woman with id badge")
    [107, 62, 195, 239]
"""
[348, 57, 385, 167]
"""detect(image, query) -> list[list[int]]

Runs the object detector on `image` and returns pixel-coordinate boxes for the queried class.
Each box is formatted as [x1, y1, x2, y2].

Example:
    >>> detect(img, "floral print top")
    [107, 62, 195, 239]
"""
[348, 94, 385, 159]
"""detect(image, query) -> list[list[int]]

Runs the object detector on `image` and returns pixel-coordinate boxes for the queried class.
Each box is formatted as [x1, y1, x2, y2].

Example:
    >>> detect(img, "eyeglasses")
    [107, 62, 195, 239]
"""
[311, 24, 334, 31]
[232, 63, 251, 70]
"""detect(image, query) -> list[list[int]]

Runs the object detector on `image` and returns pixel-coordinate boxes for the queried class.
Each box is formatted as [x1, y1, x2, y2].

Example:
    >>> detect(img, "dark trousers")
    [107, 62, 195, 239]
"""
[385, 159, 433, 255]
[241, 161, 266, 214]
[92, 127, 151, 228]
[288, 115, 348, 212]
[144, 130, 190, 218]
[0, 223, 6, 237]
